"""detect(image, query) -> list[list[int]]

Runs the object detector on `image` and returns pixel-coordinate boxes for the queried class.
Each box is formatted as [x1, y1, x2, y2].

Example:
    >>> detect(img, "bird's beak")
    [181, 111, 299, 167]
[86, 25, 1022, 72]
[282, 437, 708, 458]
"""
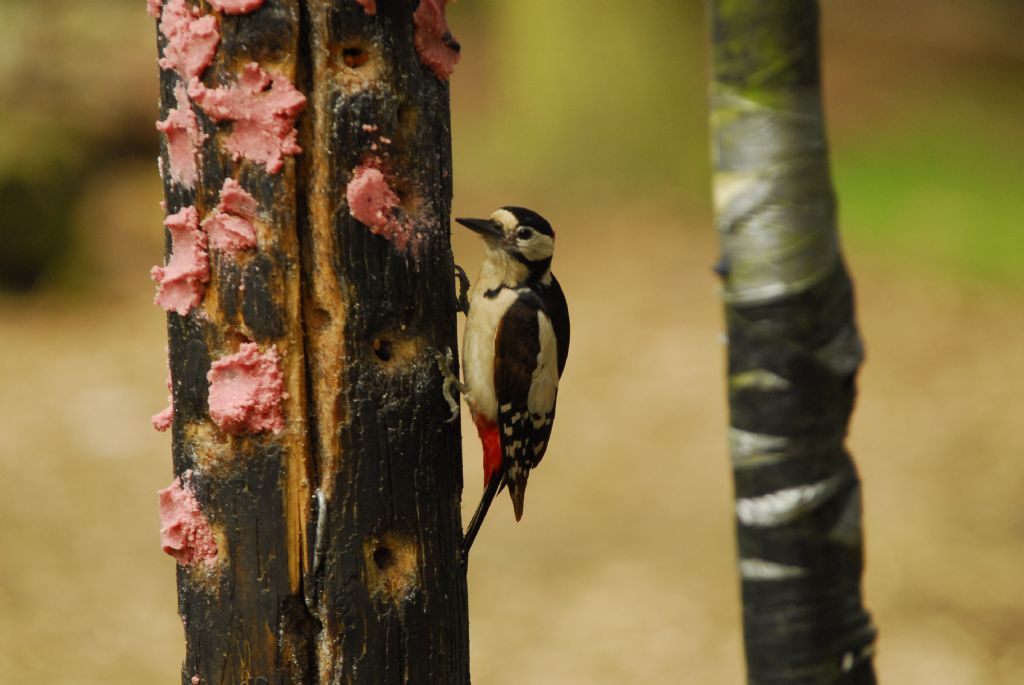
[455, 217, 504, 240]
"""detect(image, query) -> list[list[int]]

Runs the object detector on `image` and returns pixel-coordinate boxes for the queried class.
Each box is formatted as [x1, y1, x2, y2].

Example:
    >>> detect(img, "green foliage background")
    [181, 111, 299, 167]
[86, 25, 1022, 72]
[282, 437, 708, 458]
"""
[1, 0, 1021, 287]
[444, 0, 1024, 285]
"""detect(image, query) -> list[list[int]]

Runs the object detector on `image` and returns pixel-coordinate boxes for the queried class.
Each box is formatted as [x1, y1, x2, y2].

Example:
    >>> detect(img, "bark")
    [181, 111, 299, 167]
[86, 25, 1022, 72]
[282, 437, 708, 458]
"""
[154, 2, 468, 683]
[708, 2, 878, 684]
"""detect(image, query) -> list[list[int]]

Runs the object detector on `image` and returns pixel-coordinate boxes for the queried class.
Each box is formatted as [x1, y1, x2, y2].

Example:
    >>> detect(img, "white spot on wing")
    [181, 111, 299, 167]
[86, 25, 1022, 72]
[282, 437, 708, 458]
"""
[527, 310, 559, 416]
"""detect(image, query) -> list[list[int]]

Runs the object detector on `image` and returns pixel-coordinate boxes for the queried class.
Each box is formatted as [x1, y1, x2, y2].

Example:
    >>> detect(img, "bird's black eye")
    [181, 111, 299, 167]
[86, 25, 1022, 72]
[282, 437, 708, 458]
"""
[516, 227, 534, 241]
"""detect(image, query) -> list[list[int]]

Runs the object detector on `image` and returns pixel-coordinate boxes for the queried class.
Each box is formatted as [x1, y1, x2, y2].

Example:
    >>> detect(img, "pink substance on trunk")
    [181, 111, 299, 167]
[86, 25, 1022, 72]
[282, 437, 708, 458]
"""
[152, 367, 174, 431]
[151, 205, 209, 316]
[346, 163, 414, 250]
[189, 63, 307, 174]
[152, 404, 174, 431]
[413, 0, 460, 80]
[147, 0, 163, 19]
[202, 178, 258, 254]
[207, 343, 286, 435]
[208, 0, 263, 14]
[355, 0, 377, 15]
[158, 471, 218, 566]
[156, 84, 206, 189]
[158, 0, 220, 80]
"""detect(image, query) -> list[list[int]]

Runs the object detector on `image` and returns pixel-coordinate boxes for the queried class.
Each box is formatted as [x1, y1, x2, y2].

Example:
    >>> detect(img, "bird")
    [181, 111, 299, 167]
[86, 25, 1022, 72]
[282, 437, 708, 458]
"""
[439, 206, 570, 560]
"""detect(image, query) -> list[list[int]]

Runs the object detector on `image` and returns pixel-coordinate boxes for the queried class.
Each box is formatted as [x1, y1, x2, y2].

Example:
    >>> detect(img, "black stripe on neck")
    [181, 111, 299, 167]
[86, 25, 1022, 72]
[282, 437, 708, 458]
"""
[484, 257, 552, 298]
[511, 253, 552, 283]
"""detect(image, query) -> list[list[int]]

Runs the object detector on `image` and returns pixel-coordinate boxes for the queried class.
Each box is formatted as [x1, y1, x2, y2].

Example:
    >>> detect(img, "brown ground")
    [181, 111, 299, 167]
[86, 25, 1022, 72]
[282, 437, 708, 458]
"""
[1, 171, 1021, 682]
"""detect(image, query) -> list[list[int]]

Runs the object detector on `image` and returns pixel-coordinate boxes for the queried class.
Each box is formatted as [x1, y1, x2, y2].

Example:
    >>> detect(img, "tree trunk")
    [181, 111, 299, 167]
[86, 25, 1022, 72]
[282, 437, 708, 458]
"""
[708, 2, 878, 683]
[152, 1, 468, 683]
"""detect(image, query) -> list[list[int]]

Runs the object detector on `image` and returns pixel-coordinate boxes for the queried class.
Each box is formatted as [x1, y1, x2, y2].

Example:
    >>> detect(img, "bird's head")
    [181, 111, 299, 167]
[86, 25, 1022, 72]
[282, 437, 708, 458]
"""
[455, 206, 555, 268]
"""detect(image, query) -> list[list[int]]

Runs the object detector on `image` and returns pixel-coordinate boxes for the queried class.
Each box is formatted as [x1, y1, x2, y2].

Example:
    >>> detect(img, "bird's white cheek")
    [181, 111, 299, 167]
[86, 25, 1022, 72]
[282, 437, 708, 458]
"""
[519, 235, 554, 262]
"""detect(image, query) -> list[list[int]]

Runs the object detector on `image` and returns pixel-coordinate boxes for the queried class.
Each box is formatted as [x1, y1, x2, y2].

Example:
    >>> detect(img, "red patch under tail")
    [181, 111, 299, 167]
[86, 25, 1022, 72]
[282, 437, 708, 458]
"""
[473, 413, 502, 487]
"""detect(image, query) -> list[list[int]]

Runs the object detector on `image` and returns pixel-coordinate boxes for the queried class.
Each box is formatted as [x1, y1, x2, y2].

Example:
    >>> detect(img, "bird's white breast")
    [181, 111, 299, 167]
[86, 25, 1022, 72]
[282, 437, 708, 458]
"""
[462, 286, 517, 421]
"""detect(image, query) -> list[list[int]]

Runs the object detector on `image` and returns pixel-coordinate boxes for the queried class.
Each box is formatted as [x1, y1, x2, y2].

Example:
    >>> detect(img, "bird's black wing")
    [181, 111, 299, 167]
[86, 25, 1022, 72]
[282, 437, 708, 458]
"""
[541, 274, 570, 377]
[494, 291, 560, 520]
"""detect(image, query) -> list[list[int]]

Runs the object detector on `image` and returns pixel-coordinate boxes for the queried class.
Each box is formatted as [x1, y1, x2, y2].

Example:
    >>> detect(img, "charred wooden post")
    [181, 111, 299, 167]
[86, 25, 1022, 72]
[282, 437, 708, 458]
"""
[708, 2, 878, 683]
[151, 1, 468, 683]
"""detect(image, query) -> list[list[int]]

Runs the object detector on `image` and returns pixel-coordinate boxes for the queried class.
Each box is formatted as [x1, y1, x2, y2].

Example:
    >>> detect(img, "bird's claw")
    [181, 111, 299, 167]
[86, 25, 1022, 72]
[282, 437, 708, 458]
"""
[454, 264, 470, 315]
[434, 347, 463, 423]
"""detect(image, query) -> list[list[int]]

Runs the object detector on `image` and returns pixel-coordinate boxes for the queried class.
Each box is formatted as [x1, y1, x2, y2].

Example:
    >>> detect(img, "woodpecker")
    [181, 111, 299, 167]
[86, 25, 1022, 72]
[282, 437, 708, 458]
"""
[440, 206, 570, 559]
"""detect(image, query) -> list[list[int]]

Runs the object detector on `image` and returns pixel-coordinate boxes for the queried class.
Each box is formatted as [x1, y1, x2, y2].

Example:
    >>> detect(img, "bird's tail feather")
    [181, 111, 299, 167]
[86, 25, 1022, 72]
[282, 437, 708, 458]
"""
[506, 467, 529, 521]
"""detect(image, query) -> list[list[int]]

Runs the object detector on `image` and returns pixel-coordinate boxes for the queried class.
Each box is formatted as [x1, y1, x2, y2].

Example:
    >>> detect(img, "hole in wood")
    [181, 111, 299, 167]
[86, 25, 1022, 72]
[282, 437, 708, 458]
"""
[369, 330, 423, 369]
[333, 39, 381, 92]
[373, 545, 394, 570]
[226, 331, 252, 350]
[364, 529, 420, 609]
[342, 46, 369, 68]
[384, 174, 421, 219]
[372, 337, 393, 362]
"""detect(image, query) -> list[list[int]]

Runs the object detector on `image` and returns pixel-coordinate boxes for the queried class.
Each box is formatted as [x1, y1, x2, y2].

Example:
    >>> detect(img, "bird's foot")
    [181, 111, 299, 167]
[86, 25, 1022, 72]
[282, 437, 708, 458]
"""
[454, 264, 470, 315]
[434, 347, 466, 423]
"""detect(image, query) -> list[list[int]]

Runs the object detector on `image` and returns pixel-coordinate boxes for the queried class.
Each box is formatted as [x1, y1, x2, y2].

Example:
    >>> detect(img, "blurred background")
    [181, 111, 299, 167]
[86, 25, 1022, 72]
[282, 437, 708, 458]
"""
[2, 0, 1022, 682]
